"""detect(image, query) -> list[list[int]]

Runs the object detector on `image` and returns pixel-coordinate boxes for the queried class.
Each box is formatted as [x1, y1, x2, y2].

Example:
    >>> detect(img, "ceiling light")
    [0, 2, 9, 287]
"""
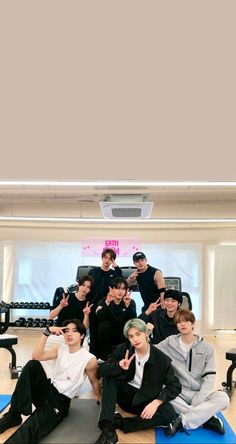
[0, 180, 236, 187]
[1, 216, 236, 223]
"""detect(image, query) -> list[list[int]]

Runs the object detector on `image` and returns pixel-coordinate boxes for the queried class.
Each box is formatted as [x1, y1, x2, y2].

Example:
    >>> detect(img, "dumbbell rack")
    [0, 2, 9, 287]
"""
[0, 302, 53, 379]
[0, 302, 53, 329]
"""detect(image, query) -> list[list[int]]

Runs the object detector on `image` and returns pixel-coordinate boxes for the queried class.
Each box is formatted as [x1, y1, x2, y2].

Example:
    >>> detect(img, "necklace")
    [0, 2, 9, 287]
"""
[135, 347, 150, 365]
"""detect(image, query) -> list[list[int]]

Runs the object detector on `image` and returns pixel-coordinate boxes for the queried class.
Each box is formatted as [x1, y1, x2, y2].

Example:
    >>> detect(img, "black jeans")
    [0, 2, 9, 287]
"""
[98, 320, 124, 360]
[5, 360, 70, 444]
[99, 377, 176, 433]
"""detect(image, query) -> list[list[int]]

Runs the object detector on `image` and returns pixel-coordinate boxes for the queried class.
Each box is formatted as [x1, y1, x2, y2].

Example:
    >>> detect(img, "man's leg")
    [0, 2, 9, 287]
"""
[170, 391, 229, 429]
[119, 402, 176, 433]
[4, 397, 67, 444]
[98, 320, 112, 361]
[0, 360, 51, 436]
[9, 360, 51, 415]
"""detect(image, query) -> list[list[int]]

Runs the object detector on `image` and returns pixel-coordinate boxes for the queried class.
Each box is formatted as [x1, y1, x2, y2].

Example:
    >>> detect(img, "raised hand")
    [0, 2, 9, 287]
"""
[123, 290, 132, 307]
[145, 297, 162, 315]
[146, 322, 154, 334]
[49, 326, 66, 336]
[59, 293, 69, 308]
[83, 302, 93, 315]
[129, 270, 139, 281]
[105, 290, 114, 305]
[119, 349, 135, 370]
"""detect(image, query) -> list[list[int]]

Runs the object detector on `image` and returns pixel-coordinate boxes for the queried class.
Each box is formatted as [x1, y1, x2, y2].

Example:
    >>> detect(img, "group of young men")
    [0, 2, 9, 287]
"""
[0, 249, 230, 444]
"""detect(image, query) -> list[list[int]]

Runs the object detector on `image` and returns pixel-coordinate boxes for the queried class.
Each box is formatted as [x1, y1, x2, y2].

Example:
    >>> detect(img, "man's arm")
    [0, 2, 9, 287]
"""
[49, 293, 69, 320]
[191, 344, 216, 406]
[31, 326, 62, 361]
[154, 270, 166, 308]
[85, 358, 101, 401]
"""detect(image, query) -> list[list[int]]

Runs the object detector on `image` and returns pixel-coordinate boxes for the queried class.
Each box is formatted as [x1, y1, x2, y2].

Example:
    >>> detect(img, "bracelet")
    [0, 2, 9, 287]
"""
[43, 326, 51, 337]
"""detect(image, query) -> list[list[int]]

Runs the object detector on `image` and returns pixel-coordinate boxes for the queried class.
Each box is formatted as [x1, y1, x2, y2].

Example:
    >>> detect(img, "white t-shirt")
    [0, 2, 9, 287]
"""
[128, 347, 150, 389]
[179, 337, 195, 359]
[51, 345, 95, 399]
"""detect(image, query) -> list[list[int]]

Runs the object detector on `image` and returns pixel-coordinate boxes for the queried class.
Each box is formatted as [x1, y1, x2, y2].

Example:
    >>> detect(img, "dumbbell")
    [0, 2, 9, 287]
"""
[44, 302, 51, 309]
[29, 302, 35, 308]
[19, 302, 26, 308]
[38, 318, 48, 328]
[15, 317, 26, 327]
[32, 318, 40, 328]
[25, 317, 33, 327]
[47, 319, 55, 327]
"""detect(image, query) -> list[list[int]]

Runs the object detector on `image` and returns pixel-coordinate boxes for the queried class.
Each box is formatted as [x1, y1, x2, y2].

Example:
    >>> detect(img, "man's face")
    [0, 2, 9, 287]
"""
[127, 327, 148, 350]
[164, 297, 179, 314]
[176, 319, 194, 335]
[79, 280, 91, 298]
[63, 323, 84, 346]
[102, 253, 113, 269]
[134, 258, 147, 272]
[111, 283, 127, 303]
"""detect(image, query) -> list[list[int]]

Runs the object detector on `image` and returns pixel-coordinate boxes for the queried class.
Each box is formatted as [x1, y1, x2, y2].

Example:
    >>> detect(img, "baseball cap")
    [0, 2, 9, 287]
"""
[133, 251, 146, 262]
[164, 289, 183, 305]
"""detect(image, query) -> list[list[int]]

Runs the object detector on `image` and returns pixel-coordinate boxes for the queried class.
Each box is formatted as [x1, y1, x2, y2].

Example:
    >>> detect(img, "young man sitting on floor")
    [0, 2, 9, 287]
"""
[0, 319, 100, 444]
[156, 308, 229, 437]
[95, 318, 181, 444]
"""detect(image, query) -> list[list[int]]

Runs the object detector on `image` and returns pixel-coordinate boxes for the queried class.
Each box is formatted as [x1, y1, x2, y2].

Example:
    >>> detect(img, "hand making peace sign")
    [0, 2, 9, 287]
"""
[119, 349, 135, 370]
[59, 293, 69, 308]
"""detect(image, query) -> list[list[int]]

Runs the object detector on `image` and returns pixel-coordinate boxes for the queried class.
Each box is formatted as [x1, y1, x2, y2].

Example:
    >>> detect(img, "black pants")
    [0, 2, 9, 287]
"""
[5, 360, 70, 444]
[99, 377, 176, 433]
[98, 320, 124, 360]
[89, 309, 101, 358]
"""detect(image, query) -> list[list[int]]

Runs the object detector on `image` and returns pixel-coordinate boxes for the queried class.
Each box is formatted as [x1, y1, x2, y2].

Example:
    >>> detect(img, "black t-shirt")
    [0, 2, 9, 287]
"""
[88, 266, 122, 307]
[137, 265, 161, 309]
[51, 292, 87, 326]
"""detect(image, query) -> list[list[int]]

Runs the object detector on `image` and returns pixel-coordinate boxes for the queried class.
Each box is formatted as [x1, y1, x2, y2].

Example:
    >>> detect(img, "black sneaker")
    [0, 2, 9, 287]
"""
[165, 416, 184, 437]
[0, 412, 22, 434]
[114, 412, 123, 430]
[95, 430, 119, 444]
[203, 416, 225, 435]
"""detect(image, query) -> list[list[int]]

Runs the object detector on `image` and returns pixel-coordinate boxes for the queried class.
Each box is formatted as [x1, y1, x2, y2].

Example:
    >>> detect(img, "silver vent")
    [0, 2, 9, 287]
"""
[99, 195, 153, 219]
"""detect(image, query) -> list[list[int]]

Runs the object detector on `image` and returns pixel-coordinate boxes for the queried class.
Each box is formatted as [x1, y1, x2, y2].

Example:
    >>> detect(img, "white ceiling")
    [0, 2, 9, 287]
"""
[1, 182, 236, 221]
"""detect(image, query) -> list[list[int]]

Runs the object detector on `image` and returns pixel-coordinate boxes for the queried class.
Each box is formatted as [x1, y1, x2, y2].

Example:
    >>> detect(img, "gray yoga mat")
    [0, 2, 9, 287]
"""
[40, 398, 100, 443]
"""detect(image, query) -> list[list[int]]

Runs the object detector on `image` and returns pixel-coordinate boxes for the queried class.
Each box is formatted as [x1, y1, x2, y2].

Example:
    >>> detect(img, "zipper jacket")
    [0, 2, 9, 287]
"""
[156, 334, 216, 406]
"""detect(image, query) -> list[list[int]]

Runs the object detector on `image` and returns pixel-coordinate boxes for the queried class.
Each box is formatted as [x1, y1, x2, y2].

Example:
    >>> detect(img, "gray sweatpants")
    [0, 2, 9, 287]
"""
[170, 390, 229, 429]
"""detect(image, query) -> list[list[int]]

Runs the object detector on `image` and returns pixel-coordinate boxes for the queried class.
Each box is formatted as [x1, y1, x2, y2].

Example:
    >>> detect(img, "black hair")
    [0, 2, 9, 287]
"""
[110, 277, 128, 290]
[78, 274, 94, 288]
[101, 248, 117, 260]
[62, 318, 86, 345]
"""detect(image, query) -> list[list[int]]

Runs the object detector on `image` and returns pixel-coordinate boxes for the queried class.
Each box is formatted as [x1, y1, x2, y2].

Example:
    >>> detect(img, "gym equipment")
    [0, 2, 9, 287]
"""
[15, 317, 26, 327]
[38, 318, 47, 328]
[25, 317, 33, 327]
[32, 318, 40, 328]
[222, 348, 236, 397]
[0, 334, 21, 379]
[40, 399, 100, 444]
[44, 302, 51, 309]
[155, 412, 235, 444]
[76, 266, 94, 282]
[0, 395, 12, 413]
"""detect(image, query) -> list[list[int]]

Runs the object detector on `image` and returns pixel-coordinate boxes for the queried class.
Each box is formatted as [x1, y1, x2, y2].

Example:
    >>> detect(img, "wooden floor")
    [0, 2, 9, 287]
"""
[0, 328, 236, 443]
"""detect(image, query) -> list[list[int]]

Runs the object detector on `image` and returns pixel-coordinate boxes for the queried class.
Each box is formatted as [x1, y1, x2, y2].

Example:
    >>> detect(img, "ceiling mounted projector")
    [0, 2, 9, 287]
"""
[99, 194, 154, 219]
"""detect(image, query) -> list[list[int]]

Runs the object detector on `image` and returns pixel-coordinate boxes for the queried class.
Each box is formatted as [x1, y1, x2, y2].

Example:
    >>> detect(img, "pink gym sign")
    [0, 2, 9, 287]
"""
[82, 238, 140, 257]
